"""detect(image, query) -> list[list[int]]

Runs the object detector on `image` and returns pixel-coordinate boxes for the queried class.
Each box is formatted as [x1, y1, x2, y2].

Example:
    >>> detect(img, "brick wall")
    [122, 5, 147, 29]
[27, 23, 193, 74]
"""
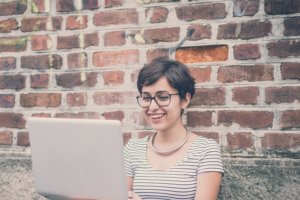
[0, 0, 299, 199]
[0, 0, 300, 157]
[1, 0, 298, 157]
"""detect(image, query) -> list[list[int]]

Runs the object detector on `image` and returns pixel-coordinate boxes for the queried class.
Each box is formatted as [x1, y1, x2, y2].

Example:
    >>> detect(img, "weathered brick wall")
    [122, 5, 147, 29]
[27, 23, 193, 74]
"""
[0, 0, 299, 199]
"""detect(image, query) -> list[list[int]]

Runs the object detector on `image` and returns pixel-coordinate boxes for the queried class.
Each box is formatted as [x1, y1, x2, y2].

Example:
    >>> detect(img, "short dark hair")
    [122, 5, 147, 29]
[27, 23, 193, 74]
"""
[137, 57, 195, 100]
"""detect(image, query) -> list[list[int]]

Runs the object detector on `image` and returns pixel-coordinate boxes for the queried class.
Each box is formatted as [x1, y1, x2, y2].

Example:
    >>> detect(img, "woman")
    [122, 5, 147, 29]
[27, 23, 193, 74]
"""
[124, 57, 224, 200]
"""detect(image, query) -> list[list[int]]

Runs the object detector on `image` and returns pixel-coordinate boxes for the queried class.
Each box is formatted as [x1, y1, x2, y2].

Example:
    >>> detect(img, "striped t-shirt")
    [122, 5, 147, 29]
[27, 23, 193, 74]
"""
[123, 136, 224, 200]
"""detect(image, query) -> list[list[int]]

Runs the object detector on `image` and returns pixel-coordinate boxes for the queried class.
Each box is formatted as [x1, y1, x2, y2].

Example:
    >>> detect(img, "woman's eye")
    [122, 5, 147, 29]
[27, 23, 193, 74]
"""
[157, 95, 169, 101]
[142, 96, 152, 101]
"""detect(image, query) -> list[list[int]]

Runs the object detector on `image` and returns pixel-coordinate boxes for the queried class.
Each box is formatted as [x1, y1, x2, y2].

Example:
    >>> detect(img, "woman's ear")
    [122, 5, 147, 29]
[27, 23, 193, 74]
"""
[181, 92, 191, 109]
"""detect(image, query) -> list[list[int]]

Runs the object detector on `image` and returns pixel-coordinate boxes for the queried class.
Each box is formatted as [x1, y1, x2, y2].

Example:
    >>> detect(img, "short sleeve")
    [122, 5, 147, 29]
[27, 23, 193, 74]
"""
[197, 139, 224, 175]
[123, 140, 134, 177]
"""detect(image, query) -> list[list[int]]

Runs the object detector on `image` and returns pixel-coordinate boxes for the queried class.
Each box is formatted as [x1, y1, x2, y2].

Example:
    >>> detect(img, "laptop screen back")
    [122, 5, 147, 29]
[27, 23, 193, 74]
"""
[28, 117, 127, 200]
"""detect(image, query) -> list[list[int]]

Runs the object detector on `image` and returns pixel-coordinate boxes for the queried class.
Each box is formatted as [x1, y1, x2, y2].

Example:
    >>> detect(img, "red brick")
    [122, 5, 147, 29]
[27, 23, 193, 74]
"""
[66, 92, 87, 107]
[233, 0, 259, 17]
[131, 111, 149, 128]
[0, 113, 26, 129]
[105, 0, 124, 8]
[82, 0, 99, 10]
[57, 34, 79, 49]
[84, 32, 99, 48]
[265, 87, 300, 104]
[93, 91, 136, 105]
[56, 0, 74, 12]
[102, 111, 125, 121]
[217, 64, 274, 83]
[227, 132, 254, 149]
[66, 15, 88, 30]
[217, 23, 238, 39]
[0, 1, 27, 16]
[93, 49, 139, 67]
[0, 94, 15, 108]
[67, 53, 87, 69]
[21, 16, 62, 32]
[145, 7, 168, 23]
[187, 24, 211, 40]
[241, 20, 272, 39]
[232, 87, 259, 105]
[265, 0, 300, 15]
[94, 9, 138, 26]
[0, 18, 18, 33]
[146, 48, 169, 63]
[56, 72, 97, 88]
[21, 54, 62, 70]
[31, 35, 51, 51]
[30, 74, 49, 89]
[281, 62, 300, 80]
[217, 20, 272, 40]
[262, 132, 300, 149]
[186, 111, 212, 127]
[233, 44, 260, 60]
[284, 17, 300, 36]
[31, 113, 51, 118]
[0, 75, 25, 90]
[32, 0, 50, 13]
[104, 31, 125, 46]
[190, 88, 225, 106]
[0, 57, 16, 70]
[280, 110, 300, 129]
[194, 132, 219, 142]
[137, 0, 179, 3]
[102, 71, 125, 85]
[54, 112, 99, 119]
[20, 93, 61, 108]
[0, 130, 13, 145]
[130, 69, 139, 84]
[176, 3, 226, 21]
[0, 37, 27, 52]
[56, 0, 99, 12]
[218, 111, 273, 129]
[189, 67, 211, 83]
[132, 27, 180, 44]
[17, 132, 29, 146]
[175, 45, 228, 63]
[267, 40, 300, 58]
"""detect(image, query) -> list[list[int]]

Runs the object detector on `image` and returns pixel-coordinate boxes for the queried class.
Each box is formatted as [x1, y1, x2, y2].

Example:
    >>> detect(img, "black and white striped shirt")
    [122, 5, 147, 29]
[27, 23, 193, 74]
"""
[124, 136, 224, 200]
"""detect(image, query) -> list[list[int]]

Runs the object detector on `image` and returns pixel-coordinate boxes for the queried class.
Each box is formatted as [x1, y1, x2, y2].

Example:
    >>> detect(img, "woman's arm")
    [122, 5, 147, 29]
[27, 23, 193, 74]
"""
[194, 172, 222, 200]
[127, 176, 142, 200]
[127, 176, 133, 191]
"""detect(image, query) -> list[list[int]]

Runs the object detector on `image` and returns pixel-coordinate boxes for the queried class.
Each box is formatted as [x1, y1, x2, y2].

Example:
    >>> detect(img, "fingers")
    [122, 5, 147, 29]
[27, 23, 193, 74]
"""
[128, 191, 134, 199]
[128, 191, 142, 200]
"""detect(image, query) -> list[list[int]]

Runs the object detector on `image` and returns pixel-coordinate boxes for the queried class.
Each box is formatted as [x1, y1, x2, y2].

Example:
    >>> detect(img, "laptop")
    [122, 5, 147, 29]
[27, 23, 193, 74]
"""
[28, 117, 128, 200]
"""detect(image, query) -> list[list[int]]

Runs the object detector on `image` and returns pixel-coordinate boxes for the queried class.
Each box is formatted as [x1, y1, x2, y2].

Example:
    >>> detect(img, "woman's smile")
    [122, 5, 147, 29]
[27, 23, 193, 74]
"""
[147, 113, 166, 120]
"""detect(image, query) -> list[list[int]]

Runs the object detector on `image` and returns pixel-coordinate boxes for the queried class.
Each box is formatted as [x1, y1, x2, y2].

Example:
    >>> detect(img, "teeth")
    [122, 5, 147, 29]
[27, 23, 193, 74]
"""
[149, 114, 164, 119]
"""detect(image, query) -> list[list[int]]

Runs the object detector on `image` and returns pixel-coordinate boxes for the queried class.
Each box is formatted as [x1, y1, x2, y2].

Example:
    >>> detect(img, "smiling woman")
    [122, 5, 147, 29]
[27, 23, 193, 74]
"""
[124, 57, 224, 200]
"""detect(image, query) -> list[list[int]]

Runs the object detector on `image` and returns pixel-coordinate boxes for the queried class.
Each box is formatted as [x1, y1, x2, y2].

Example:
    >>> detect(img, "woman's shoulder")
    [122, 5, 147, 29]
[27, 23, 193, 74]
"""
[192, 134, 218, 144]
[124, 136, 149, 149]
[190, 134, 221, 151]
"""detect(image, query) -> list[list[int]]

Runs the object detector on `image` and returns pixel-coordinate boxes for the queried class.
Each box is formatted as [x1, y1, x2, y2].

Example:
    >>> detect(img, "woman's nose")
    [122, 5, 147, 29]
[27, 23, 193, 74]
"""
[148, 98, 160, 109]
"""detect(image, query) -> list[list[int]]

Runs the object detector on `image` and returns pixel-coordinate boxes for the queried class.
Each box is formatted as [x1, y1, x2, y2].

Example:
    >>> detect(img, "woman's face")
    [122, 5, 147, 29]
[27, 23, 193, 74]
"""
[140, 76, 190, 132]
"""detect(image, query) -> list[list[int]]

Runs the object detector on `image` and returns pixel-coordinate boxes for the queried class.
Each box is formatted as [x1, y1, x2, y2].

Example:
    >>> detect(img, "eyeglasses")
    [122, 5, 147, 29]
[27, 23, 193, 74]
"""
[136, 91, 179, 108]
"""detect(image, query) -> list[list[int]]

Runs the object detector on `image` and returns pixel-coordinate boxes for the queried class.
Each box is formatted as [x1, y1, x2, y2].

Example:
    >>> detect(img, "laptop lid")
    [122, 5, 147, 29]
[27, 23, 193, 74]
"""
[28, 117, 128, 200]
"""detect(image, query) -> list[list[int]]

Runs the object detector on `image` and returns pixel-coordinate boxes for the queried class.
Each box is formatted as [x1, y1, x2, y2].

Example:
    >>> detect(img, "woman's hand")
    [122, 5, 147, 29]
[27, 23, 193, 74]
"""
[128, 191, 142, 200]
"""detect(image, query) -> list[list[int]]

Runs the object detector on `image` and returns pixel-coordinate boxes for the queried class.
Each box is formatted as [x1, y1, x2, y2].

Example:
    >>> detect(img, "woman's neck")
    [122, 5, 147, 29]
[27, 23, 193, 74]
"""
[155, 123, 187, 145]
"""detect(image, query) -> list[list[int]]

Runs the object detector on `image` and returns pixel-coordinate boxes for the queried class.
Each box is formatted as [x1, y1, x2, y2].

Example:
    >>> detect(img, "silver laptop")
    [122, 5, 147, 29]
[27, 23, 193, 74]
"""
[28, 117, 128, 200]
